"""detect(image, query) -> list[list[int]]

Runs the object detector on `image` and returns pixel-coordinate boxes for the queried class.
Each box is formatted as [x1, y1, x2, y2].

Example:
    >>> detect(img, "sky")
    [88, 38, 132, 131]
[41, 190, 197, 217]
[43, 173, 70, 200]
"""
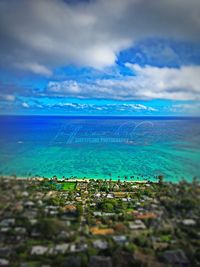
[0, 0, 200, 116]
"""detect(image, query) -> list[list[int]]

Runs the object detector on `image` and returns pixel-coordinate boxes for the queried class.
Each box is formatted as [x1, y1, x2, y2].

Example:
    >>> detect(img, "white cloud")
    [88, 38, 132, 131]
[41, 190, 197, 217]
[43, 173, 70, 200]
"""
[0, 0, 200, 72]
[46, 65, 200, 100]
[125, 64, 200, 100]
[171, 103, 200, 113]
[35, 102, 157, 113]
[15, 62, 52, 76]
[0, 94, 16, 101]
[21, 102, 30, 108]
[48, 81, 80, 93]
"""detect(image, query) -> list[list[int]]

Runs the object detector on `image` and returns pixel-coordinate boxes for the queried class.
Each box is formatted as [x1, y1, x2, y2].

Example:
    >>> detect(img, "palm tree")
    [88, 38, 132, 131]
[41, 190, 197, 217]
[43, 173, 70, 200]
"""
[158, 174, 164, 184]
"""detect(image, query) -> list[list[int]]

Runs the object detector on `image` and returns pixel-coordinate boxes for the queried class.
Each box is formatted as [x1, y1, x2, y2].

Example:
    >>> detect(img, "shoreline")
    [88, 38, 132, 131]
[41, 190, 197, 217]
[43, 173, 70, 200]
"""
[0, 174, 156, 183]
[1, 174, 197, 184]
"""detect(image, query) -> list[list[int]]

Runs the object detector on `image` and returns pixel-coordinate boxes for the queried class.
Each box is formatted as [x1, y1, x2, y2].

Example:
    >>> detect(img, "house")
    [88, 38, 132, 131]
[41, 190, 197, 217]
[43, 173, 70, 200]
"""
[89, 256, 112, 267]
[29, 219, 38, 225]
[77, 182, 88, 190]
[35, 192, 45, 199]
[24, 201, 35, 209]
[93, 212, 115, 217]
[62, 204, 76, 213]
[14, 227, 26, 235]
[13, 203, 24, 213]
[30, 229, 41, 238]
[163, 249, 191, 267]
[57, 230, 72, 241]
[70, 243, 88, 252]
[93, 239, 108, 250]
[112, 235, 127, 244]
[0, 218, 15, 227]
[129, 220, 146, 230]
[107, 193, 114, 199]
[31, 245, 48, 256]
[19, 262, 34, 267]
[44, 191, 57, 199]
[131, 185, 139, 189]
[0, 258, 9, 266]
[90, 227, 114, 235]
[23, 211, 38, 220]
[75, 197, 82, 202]
[113, 192, 127, 198]
[182, 219, 196, 226]
[22, 191, 29, 197]
[37, 200, 43, 206]
[54, 243, 69, 254]
[93, 212, 102, 216]
[94, 193, 101, 198]
[136, 212, 157, 220]
[112, 184, 119, 191]
[49, 210, 59, 216]
[0, 227, 10, 233]
[153, 241, 169, 251]
[70, 244, 76, 253]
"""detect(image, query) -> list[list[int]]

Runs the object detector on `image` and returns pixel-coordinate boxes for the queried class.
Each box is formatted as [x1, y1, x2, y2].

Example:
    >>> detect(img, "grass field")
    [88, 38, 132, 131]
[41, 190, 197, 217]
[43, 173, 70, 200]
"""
[61, 182, 77, 191]
[45, 181, 77, 191]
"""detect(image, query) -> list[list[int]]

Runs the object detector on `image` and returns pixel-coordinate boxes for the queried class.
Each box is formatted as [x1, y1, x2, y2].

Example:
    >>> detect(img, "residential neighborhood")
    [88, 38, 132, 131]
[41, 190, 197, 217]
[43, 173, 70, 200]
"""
[0, 176, 199, 267]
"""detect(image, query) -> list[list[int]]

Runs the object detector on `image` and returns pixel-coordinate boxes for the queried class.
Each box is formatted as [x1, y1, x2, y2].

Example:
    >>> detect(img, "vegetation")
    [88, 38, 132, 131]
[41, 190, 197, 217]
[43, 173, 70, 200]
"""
[0, 176, 199, 267]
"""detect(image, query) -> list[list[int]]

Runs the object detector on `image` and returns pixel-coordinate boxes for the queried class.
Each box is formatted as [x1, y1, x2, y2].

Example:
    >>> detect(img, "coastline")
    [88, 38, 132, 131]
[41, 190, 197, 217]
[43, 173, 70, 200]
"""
[0, 174, 156, 183]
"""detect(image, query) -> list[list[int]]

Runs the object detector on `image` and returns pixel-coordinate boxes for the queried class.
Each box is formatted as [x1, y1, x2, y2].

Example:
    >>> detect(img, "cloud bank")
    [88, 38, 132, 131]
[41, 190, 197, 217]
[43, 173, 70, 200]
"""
[0, 0, 200, 72]
[18, 101, 157, 114]
[0, 0, 200, 115]
[47, 65, 200, 100]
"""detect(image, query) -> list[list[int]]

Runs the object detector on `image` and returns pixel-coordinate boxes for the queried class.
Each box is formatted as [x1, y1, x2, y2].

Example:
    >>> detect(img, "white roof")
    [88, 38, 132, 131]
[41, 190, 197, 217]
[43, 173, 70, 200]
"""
[182, 219, 196, 226]
[55, 243, 69, 253]
[129, 220, 146, 230]
[31, 246, 48, 255]
[93, 240, 108, 250]
[0, 259, 9, 266]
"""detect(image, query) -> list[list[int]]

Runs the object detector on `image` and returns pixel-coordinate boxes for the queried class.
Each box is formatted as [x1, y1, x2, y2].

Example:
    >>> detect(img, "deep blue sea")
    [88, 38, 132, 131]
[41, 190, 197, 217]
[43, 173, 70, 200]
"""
[0, 116, 200, 182]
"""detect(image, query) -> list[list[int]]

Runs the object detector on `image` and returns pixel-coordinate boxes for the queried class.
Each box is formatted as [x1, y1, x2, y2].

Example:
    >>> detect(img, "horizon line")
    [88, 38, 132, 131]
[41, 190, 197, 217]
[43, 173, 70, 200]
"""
[0, 114, 200, 119]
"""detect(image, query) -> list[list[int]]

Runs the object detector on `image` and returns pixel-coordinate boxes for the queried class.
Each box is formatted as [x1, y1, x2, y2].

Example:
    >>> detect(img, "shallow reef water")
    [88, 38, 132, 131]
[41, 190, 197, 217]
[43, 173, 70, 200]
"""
[0, 116, 200, 182]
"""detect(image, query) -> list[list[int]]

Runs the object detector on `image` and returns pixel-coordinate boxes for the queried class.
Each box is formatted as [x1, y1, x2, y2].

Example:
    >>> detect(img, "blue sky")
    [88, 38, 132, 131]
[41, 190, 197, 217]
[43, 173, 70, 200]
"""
[0, 0, 200, 116]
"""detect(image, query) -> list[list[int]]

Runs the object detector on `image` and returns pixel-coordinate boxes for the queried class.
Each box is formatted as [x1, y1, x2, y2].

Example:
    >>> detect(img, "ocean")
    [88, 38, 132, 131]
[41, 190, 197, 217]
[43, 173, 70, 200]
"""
[0, 116, 200, 182]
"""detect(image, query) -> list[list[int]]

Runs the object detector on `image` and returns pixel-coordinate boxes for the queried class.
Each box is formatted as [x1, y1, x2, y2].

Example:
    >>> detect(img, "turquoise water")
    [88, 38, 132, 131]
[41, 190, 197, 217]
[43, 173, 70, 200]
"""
[0, 116, 200, 182]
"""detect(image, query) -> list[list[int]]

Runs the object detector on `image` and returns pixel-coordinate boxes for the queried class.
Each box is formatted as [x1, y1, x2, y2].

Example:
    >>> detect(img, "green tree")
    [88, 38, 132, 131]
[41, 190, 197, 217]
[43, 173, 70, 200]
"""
[36, 218, 65, 238]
